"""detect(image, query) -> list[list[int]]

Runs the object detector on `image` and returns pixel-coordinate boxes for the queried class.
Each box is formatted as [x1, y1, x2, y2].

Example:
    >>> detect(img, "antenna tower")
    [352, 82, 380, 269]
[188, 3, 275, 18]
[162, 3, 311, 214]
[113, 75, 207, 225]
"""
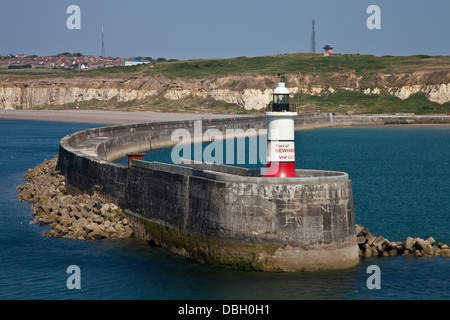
[101, 27, 105, 57]
[310, 19, 316, 53]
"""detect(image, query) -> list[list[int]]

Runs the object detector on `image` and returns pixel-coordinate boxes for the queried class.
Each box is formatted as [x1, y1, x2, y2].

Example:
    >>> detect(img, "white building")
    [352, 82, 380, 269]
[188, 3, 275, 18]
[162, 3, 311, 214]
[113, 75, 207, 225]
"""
[121, 61, 149, 67]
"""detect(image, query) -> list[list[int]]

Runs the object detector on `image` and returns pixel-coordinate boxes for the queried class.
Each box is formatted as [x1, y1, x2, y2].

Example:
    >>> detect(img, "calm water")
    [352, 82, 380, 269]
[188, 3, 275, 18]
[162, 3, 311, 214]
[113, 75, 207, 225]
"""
[0, 119, 449, 300]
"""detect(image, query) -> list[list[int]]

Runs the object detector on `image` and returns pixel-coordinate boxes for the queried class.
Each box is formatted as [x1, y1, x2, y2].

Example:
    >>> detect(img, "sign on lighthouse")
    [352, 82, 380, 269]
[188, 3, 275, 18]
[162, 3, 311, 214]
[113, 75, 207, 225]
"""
[264, 82, 298, 178]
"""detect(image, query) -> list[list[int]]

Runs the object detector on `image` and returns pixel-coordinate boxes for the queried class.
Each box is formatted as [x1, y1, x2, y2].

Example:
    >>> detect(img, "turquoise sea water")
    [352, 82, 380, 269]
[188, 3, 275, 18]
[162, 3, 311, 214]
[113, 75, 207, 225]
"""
[0, 119, 449, 300]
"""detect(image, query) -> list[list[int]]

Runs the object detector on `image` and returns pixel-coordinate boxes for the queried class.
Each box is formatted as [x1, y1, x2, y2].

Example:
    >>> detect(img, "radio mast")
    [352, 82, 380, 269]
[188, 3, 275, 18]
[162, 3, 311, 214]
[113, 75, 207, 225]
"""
[310, 19, 316, 53]
[101, 27, 105, 57]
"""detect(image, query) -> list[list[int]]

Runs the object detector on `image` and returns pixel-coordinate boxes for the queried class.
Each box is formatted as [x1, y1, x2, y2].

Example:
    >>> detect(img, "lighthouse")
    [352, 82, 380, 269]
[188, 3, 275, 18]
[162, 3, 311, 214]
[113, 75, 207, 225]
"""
[264, 82, 298, 178]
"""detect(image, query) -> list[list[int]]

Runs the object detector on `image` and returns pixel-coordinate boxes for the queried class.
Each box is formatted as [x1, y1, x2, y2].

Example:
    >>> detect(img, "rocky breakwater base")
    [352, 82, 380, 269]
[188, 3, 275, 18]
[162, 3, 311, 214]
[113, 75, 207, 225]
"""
[18, 156, 450, 265]
[17, 156, 134, 240]
[356, 225, 450, 258]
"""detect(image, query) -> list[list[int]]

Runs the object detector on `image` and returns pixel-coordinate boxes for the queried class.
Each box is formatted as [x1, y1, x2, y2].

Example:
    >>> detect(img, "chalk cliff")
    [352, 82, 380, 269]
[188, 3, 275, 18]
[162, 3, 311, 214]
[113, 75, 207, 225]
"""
[1, 70, 450, 110]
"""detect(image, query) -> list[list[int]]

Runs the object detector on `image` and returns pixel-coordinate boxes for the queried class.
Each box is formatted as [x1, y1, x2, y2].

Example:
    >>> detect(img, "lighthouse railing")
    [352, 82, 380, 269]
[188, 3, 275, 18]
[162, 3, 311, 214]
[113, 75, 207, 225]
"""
[266, 102, 299, 113]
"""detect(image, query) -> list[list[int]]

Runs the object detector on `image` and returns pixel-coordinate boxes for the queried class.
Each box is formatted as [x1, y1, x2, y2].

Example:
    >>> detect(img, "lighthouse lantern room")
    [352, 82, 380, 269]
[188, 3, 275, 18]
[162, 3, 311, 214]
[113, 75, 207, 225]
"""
[272, 82, 290, 112]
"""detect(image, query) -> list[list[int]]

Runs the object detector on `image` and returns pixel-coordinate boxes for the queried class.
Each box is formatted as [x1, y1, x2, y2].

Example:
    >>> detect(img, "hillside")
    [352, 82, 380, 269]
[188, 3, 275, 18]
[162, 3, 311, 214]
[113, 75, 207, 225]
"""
[1, 53, 450, 115]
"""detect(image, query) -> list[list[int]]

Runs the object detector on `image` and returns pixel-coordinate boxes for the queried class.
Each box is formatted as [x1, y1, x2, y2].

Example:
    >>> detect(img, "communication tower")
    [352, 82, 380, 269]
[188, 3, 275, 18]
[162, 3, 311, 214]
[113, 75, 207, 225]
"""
[101, 27, 105, 57]
[310, 19, 316, 53]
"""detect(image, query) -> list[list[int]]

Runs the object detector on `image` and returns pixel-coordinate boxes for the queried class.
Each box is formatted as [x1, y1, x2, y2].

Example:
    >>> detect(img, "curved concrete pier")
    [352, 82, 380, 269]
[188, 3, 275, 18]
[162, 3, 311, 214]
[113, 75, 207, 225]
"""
[57, 116, 359, 272]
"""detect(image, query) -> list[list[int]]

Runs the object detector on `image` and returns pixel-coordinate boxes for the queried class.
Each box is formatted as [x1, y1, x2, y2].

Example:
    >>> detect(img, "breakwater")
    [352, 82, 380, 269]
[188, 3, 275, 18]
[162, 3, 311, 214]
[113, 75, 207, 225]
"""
[25, 112, 450, 272]
[55, 114, 360, 272]
[19, 155, 450, 268]
[17, 156, 133, 240]
[356, 225, 450, 258]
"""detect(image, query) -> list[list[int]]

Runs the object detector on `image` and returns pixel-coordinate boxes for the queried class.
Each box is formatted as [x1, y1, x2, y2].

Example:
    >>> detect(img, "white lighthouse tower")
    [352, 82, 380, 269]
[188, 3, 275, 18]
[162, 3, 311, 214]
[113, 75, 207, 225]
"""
[264, 82, 298, 178]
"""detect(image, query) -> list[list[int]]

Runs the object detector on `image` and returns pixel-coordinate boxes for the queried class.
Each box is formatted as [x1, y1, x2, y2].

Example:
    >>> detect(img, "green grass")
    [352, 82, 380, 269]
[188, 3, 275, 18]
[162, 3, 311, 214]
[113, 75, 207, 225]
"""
[294, 90, 450, 115]
[143, 54, 368, 78]
[48, 89, 450, 116]
[3, 53, 450, 80]
[140, 53, 450, 79]
[82, 63, 150, 76]
[4, 53, 450, 115]
[18, 53, 440, 79]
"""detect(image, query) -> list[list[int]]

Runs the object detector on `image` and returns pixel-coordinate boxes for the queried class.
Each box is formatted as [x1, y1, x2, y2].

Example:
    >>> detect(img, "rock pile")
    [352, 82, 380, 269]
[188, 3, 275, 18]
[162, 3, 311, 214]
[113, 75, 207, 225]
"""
[356, 224, 450, 258]
[17, 156, 134, 241]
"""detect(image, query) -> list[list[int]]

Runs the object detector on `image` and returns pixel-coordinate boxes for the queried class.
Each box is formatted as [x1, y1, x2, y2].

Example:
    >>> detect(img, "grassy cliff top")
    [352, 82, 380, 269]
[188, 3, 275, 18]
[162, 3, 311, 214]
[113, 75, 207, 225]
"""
[2, 53, 450, 115]
[2, 53, 450, 79]
[145, 53, 450, 78]
[88, 53, 450, 79]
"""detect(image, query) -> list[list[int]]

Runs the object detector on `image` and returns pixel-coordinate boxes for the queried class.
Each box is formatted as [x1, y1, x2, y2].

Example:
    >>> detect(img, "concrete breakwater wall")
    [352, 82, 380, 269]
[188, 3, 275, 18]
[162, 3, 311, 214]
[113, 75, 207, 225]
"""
[56, 113, 450, 272]
[125, 162, 358, 272]
[57, 114, 362, 272]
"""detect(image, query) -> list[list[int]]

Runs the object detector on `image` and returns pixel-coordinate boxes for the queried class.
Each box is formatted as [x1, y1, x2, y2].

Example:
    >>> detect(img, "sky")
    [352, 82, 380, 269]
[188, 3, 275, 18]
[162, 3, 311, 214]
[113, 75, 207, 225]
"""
[1, 0, 449, 60]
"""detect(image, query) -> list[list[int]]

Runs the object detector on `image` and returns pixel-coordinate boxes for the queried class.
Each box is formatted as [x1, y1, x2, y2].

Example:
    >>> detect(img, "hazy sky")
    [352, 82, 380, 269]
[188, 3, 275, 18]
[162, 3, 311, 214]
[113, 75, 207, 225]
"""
[1, 0, 449, 60]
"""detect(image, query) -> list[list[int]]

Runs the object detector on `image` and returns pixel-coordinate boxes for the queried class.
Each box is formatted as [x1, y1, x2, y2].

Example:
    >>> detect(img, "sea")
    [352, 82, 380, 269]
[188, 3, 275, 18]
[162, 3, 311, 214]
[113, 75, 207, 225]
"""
[0, 119, 449, 301]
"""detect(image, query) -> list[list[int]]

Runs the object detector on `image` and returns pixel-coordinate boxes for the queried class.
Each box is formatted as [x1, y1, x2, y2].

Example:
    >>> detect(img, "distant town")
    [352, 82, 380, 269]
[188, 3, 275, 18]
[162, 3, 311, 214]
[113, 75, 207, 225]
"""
[0, 53, 173, 71]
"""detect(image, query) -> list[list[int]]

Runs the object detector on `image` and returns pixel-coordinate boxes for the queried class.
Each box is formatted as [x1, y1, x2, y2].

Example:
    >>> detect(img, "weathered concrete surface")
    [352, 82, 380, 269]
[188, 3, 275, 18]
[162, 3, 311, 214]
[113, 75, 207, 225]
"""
[56, 115, 362, 272]
[122, 161, 358, 271]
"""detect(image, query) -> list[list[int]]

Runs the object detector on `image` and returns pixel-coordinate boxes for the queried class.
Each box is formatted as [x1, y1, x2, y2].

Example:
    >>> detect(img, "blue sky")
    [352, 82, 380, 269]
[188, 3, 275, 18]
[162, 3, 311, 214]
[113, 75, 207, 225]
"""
[1, 0, 449, 60]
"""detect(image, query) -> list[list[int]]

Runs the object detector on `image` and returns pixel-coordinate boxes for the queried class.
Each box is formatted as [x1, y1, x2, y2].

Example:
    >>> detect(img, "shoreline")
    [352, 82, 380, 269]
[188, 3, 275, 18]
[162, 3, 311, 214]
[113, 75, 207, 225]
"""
[0, 109, 248, 125]
[0, 110, 450, 130]
[1, 110, 450, 127]
[323, 122, 450, 129]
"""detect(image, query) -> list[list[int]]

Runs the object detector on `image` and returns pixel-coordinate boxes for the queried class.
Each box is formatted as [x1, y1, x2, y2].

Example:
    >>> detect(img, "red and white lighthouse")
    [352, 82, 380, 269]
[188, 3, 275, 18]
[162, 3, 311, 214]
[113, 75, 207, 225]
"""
[264, 82, 298, 178]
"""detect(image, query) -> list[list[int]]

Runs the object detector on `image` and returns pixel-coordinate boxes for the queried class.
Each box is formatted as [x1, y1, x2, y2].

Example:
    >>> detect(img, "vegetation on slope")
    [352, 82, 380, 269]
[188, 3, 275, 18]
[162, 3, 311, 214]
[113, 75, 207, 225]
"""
[5, 53, 450, 78]
[75, 53, 450, 79]
[293, 91, 450, 115]
[2, 53, 450, 115]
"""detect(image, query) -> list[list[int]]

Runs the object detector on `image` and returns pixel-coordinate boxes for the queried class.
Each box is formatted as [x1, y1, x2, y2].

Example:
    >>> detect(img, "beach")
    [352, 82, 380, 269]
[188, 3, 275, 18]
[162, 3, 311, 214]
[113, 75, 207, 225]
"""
[0, 109, 245, 125]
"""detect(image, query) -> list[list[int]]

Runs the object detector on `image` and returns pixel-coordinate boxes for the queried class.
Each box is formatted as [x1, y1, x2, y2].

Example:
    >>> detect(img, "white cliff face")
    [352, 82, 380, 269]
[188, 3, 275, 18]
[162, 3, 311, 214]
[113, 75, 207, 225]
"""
[425, 83, 450, 104]
[163, 75, 278, 110]
[203, 88, 274, 110]
[1, 72, 450, 111]
[0, 87, 19, 110]
[391, 85, 426, 100]
[0, 77, 163, 110]
[386, 83, 450, 104]
[165, 87, 274, 110]
[0, 86, 158, 109]
[364, 88, 381, 95]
